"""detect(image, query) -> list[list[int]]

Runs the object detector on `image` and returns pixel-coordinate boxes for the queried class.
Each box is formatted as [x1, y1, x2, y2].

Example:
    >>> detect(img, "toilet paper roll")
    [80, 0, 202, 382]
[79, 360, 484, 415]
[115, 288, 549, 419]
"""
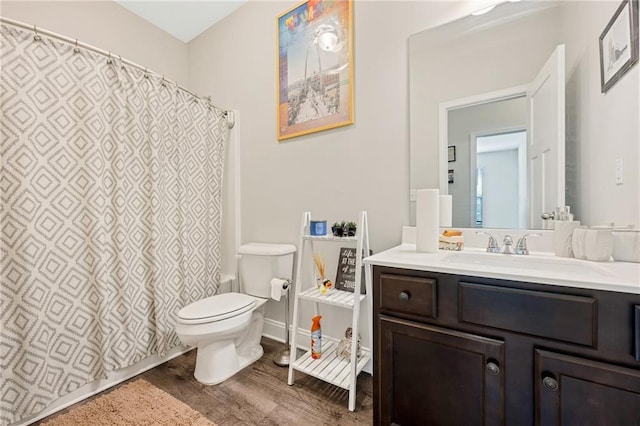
[270, 278, 288, 301]
[439, 195, 452, 227]
[416, 189, 439, 253]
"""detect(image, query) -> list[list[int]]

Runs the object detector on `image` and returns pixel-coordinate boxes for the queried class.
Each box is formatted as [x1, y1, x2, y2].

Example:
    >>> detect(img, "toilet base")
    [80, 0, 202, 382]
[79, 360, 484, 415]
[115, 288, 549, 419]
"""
[194, 342, 264, 385]
[191, 304, 267, 385]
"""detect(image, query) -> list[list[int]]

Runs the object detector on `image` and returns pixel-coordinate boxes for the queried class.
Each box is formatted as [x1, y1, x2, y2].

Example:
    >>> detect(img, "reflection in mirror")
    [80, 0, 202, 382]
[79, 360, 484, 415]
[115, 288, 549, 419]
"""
[444, 39, 565, 230]
[409, 1, 640, 230]
[447, 96, 527, 229]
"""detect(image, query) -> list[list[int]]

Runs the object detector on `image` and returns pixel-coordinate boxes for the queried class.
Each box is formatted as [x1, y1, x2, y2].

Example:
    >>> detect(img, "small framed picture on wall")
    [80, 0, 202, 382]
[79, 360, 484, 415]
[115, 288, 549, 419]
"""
[599, 0, 639, 92]
[448, 146, 456, 162]
[448, 169, 454, 184]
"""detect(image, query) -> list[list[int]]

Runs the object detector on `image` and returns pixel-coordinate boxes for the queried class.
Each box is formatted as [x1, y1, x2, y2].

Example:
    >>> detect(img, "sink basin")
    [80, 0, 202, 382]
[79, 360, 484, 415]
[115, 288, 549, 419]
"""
[441, 251, 611, 276]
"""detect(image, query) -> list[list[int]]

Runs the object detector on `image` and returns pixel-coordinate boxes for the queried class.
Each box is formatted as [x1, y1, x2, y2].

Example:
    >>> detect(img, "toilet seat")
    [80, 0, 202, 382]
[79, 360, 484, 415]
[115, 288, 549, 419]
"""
[177, 293, 257, 325]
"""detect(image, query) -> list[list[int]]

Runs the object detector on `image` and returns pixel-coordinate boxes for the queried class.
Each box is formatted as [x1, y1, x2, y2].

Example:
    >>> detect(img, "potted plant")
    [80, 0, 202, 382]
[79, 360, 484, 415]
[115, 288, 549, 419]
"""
[346, 221, 357, 236]
[332, 222, 344, 237]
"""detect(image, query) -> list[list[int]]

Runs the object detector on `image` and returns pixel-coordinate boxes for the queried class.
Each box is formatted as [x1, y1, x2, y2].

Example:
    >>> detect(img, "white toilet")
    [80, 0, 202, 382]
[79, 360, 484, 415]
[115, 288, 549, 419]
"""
[175, 242, 296, 385]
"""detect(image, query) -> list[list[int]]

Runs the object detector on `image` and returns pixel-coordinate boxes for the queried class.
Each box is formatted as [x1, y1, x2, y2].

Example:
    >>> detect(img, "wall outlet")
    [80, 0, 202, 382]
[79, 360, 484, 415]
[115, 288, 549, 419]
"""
[615, 158, 623, 185]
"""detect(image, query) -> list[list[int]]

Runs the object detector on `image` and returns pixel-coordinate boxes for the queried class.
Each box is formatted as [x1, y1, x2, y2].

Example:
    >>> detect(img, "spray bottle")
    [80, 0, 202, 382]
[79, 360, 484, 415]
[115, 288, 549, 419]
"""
[311, 315, 322, 359]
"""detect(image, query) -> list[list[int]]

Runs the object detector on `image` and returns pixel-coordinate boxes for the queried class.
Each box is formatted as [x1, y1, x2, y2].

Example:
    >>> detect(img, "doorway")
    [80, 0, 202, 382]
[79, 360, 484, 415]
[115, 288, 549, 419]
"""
[473, 131, 527, 228]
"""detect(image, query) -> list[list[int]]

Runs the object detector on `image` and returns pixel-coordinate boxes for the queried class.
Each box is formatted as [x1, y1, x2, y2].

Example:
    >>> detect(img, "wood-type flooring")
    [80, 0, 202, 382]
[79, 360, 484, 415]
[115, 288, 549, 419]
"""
[35, 337, 373, 425]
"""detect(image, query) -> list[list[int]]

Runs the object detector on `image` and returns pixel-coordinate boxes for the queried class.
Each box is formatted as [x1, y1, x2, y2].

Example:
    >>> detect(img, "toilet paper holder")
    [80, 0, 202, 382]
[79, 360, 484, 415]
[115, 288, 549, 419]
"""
[273, 278, 292, 367]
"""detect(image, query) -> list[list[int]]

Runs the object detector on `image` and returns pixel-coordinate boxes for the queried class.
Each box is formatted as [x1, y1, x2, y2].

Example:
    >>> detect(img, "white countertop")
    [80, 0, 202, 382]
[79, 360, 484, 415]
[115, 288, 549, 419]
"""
[365, 244, 640, 294]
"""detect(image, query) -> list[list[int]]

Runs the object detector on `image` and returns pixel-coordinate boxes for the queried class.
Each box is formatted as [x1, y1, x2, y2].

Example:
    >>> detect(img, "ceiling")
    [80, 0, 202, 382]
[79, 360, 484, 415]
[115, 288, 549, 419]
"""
[115, 1, 247, 43]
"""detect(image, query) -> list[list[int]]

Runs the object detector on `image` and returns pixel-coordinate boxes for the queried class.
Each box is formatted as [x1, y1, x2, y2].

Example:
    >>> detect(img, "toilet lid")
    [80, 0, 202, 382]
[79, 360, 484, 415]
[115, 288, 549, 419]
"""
[177, 293, 257, 324]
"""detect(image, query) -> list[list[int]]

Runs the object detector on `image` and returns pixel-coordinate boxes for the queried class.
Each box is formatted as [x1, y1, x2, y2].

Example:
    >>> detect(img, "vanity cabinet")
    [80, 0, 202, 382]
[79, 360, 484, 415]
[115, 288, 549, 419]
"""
[373, 267, 640, 426]
[380, 316, 505, 425]
[536, 350, 640, 425]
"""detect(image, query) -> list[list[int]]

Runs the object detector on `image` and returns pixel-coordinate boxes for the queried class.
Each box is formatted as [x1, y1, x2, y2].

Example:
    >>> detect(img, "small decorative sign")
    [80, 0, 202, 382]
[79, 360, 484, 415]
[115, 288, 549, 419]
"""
[335, 247, 370, 293]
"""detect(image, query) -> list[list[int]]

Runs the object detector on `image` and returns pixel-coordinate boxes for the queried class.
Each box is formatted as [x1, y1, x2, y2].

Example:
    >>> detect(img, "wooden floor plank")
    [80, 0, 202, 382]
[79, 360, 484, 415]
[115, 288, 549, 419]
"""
[35, 337, 373, 425]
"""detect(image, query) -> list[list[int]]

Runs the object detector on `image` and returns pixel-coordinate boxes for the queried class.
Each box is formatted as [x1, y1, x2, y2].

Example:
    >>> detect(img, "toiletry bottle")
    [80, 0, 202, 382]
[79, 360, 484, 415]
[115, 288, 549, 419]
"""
[311, 315, 322, 359]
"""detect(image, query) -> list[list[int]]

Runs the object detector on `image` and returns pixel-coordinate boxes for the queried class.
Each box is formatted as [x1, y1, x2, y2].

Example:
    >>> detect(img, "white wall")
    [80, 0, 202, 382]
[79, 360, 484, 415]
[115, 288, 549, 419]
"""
[562, 1, 640, 228]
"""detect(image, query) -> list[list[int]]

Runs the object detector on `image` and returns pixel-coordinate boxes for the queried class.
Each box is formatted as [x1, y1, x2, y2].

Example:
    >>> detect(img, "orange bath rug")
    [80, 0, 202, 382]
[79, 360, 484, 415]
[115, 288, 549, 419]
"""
[41, 379, 216, 425]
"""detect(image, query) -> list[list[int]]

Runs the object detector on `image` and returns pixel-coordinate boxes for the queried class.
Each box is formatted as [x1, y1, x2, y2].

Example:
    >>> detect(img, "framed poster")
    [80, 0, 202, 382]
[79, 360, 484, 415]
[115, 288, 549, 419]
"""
[335, 247, 371, 293]
[276, 0, 354, 140]
[599, 0, 639, 92]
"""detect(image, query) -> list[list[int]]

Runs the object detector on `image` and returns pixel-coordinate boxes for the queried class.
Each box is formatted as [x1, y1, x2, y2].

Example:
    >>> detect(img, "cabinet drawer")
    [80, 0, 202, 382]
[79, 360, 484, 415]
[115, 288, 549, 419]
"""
[459, 282, 597, 347]
[379, 273, 437, 319]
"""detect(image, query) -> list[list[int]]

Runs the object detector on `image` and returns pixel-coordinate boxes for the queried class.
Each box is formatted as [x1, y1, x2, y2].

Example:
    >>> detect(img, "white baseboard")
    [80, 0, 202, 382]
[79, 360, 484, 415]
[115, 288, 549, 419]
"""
[16, 346, 192, 426]
[262, 318, 373, 375]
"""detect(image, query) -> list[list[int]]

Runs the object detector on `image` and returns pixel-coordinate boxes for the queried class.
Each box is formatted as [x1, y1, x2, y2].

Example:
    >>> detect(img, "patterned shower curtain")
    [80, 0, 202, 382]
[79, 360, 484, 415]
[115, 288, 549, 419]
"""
[0, 23, 227, 424]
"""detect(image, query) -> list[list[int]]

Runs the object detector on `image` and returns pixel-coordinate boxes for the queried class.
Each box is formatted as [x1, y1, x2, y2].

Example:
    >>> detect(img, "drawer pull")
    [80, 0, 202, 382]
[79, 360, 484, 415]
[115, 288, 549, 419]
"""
[398, 291, 411, 303]
[486, 361, 500, 376]
[542, 376, 559, 391]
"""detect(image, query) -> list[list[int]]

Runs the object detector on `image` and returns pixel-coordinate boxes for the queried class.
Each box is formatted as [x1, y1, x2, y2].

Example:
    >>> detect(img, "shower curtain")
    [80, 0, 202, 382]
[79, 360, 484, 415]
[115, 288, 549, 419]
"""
[0, 23, 227, 424]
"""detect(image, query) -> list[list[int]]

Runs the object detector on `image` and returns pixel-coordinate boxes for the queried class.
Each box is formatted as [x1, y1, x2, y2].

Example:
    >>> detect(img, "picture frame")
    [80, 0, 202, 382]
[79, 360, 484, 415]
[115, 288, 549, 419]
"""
[448, 146, 456, 162]
[448, 169, 454, 184]
[599, 0, 639, 93]
[276, 0, 354, 140]
[335, 247, 371, 293]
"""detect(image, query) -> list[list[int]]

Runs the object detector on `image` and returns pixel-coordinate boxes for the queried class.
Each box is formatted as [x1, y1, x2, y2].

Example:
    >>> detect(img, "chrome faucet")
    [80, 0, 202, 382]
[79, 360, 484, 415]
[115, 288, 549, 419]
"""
[477, 231, 541, 255]
[515, 233, 542, 255]
[476, 231, 500, 253]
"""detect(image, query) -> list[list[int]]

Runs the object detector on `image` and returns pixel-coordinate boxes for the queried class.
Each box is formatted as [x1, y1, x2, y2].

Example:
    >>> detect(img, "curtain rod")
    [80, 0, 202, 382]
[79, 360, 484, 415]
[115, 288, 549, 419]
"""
[0, 15, 234, 126]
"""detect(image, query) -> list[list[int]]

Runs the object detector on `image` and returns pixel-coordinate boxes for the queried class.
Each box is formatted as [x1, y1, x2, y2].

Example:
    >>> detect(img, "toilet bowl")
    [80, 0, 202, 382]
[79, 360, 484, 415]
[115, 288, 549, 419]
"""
[175, 242, 296, 385]
[175, 292, 267, 384]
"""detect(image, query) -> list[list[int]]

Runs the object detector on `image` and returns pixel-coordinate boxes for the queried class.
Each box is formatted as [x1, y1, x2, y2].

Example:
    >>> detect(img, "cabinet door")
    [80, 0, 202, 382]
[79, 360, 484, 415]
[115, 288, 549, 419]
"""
[378, 316, 505, 426]
[536, 350, 640, 425]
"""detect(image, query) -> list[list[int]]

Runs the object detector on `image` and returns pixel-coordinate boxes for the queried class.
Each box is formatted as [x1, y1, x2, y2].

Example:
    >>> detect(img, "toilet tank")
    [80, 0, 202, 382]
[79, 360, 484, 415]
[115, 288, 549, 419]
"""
[238, 243, 296, 298]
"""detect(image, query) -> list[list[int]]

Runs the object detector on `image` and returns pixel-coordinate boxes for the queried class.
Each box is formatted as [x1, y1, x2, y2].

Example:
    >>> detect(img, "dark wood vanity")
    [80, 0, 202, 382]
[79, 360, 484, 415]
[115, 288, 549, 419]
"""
[373, 265, 640, 425]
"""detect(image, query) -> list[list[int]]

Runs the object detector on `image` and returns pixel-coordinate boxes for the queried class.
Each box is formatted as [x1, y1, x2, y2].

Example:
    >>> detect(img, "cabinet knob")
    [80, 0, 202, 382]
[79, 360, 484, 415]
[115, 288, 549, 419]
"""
[486, 361, 500, 376]
[542, 376, 559, 391]
[398, 291, 411, 303]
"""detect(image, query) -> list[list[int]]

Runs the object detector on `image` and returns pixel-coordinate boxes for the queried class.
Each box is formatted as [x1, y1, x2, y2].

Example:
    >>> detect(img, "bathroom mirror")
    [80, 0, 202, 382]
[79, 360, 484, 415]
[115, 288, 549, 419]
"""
[409, 1, 640, 229]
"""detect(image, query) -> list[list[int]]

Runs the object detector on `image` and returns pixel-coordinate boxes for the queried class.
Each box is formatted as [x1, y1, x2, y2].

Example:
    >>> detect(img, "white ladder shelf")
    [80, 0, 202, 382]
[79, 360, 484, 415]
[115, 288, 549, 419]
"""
[287, 211, 371, 412]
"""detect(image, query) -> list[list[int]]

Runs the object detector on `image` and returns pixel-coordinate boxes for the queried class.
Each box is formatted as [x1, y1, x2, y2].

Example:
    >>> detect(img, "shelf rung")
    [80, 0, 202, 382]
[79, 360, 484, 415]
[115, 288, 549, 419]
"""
[291, 341, 371, 390]
[303, 235, 358, 242]
[298, 287, 366, 309]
